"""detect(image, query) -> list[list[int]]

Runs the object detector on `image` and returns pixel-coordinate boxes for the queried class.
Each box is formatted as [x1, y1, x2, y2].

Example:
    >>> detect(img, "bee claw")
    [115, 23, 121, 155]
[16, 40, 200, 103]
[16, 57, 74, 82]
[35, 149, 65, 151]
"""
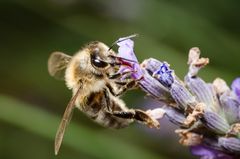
[147, 118, 160, 129]
[134, 109, 160, 129]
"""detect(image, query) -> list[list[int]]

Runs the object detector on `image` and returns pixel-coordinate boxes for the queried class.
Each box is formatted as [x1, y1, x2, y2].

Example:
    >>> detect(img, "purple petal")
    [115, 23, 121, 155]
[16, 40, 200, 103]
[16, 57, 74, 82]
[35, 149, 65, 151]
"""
[116, 37, 143, 80]
[132, 63, 143, 79]
[117, 39, 138, 62]
[153, 62, 174, 88]
[190, 145, 216, 158]
[117, 61, 143, 80]
[219, 92, 240, 123]
[190, 145, 234, 159]
[231, 78, 240, 101]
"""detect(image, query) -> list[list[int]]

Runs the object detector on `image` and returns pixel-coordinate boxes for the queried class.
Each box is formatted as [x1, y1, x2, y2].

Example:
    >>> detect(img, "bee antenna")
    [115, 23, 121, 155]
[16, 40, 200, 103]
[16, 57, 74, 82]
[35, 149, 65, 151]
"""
[108, 33, 139, 51]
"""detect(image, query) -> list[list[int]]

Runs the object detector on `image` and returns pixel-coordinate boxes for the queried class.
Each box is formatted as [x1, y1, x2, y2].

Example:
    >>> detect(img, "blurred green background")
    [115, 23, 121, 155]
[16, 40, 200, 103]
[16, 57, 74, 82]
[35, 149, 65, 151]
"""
[0, 0, 240, 159]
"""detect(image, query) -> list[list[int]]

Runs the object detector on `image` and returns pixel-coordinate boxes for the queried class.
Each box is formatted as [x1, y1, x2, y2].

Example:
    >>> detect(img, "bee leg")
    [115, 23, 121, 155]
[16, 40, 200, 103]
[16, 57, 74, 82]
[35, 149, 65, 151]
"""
[113, 76, 143, 96]
[106, 79, 137, 97]
[114, 80, 137, 96]
[114, 80, 131, 85]
[107, 71, 132, 79]
[108, 73, 122, 79]
[112, 109, 160, 128]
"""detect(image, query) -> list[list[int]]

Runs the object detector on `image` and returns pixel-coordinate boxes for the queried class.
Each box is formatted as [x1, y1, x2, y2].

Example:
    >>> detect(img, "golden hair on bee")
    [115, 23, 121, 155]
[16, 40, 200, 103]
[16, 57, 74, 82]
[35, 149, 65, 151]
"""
[65, 41, 115, 91]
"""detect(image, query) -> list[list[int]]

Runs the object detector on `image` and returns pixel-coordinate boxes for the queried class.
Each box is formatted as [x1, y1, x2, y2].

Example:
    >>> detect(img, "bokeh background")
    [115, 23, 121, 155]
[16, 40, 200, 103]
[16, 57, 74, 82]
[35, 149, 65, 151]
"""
[0, 0, 240, 159]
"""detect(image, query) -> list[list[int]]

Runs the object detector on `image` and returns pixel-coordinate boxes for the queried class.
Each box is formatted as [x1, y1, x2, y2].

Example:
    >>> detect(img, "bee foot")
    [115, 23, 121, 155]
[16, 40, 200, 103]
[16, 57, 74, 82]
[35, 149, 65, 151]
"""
[134, 109, 160, 129]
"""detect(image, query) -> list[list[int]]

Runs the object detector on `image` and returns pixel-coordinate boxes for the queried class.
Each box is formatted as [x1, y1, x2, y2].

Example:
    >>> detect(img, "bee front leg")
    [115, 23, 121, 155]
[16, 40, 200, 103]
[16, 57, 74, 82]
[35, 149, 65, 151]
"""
[107, 70, 132, 80]
[106, 79, 138, 97]
[114, 80, 138, 96]
[112, 109, 160, 129]
[114, 76, 144, 96]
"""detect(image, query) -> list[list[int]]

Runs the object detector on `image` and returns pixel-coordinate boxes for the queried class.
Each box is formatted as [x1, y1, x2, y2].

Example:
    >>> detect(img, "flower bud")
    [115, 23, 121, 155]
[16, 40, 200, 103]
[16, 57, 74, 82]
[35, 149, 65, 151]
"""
[141, 58, 163, 74]
[139, 69, 172, 101]
[170, 81, 197, 110]
[219, 137, 240, 154]
[185, 75, 219, 112]
[202, 111, 230, 134]
[164, 107, 186, 126]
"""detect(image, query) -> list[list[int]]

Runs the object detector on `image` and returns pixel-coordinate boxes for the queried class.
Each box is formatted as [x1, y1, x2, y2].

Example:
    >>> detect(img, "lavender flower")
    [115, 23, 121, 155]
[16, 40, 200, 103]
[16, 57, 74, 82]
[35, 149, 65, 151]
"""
[231, 78, 240, 101]
[117, 38, 143, 79]
[115, 36, 240, 158]
[116, 37, 171, 101]
[214, 78, 240, 124]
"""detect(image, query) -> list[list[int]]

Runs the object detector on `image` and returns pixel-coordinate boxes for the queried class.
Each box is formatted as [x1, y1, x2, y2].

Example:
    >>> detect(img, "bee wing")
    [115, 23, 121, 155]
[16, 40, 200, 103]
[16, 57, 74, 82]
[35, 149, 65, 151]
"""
[55, 86, 82, 155]
[48, 52, 72, 80]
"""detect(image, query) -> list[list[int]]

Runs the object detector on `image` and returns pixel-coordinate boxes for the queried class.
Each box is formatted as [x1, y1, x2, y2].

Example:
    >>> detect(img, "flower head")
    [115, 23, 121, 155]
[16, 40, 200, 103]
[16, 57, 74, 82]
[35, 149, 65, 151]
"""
[115, 36, 171, 100]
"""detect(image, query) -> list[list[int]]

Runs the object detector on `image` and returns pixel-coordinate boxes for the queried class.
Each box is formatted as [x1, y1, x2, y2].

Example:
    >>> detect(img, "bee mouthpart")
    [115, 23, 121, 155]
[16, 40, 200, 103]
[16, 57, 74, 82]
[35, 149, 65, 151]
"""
[108, 55, 138, 63]
[108, 55, 139, 68]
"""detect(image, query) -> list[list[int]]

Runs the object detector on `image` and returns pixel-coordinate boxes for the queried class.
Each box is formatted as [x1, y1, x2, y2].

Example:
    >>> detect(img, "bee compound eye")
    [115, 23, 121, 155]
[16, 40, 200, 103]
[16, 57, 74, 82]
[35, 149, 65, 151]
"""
[91, 54, 109, 68]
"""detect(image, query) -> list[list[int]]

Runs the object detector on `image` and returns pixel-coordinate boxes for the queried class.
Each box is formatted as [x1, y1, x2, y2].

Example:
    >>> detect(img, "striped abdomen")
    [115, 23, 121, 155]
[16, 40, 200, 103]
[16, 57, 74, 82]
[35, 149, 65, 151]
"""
[80, 90, 132, 129]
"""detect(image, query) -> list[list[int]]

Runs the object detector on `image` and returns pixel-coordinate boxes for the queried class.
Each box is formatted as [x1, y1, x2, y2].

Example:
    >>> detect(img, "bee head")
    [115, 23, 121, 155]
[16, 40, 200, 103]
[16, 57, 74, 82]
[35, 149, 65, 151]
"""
[65, 41, 118, 90]
[87, 41, 117, 73]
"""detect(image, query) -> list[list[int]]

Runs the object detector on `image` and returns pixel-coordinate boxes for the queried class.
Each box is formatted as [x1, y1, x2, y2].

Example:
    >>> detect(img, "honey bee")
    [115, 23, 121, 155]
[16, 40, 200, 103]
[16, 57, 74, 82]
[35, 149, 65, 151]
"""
[48, 37, 160, 155]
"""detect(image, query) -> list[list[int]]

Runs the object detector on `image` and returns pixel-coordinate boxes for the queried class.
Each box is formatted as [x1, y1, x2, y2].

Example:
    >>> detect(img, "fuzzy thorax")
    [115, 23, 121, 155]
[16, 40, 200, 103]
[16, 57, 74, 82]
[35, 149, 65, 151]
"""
[65, 49, 106, 95]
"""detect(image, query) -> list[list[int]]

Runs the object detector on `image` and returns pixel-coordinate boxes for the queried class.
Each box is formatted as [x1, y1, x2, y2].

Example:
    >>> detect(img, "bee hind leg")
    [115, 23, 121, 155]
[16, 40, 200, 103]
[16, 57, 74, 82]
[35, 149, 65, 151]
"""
[111, 109, 160, 129]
